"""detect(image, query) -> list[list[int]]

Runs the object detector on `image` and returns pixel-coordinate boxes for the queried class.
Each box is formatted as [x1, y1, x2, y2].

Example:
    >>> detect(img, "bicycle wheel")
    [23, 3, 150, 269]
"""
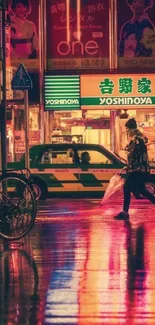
[0, 173, 37, 240]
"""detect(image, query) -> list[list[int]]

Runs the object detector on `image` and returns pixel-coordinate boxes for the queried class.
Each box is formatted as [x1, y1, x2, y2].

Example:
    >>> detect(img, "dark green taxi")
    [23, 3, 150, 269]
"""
[8, 143, 155, 200]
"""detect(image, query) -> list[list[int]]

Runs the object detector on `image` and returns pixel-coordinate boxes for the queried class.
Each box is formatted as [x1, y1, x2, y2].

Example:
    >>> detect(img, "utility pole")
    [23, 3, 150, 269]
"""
[0, 0, 7, 172]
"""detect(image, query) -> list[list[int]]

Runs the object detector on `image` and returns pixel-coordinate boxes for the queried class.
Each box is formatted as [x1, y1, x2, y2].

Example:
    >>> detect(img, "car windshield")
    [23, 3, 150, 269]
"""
[114, 152, 127, 163]
[108, 149, 127, 163]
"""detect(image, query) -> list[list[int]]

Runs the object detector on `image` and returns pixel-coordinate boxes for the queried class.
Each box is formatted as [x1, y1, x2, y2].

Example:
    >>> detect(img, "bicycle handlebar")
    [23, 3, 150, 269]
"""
[0, 168, 31, 179]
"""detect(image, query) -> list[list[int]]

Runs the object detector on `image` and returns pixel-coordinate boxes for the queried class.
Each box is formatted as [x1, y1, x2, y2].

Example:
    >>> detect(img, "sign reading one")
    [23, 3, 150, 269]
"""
[44, 75, 80, 110]
[46, 0, 109, 70]
[81, 74, 155, 109]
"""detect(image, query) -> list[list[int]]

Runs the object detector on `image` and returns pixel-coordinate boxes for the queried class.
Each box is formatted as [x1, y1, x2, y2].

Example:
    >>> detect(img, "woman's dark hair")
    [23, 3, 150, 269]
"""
[125, 118, 137, 129]
[127, 0, 153, 7]
[11, 0, 30, 10]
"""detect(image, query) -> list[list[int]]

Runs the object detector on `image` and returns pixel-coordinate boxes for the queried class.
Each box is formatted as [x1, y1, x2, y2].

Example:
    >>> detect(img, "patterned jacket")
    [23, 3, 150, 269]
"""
[125, 129, 150, 173]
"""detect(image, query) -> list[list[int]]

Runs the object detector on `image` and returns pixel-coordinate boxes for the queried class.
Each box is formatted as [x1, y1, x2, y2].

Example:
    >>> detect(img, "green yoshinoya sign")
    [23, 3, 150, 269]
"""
[81, 96, 155, 106]
[44, 75, 80, 110]
[81, 74, 155, 109]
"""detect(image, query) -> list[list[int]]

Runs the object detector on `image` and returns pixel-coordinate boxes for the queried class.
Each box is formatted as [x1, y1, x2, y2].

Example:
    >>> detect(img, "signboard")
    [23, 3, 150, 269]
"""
[52, 135, 83, 143]
[15, 130, 40, 154]
[81, 74, 155, 109]
[6, 67, 14, 99]
[117, 0, 155, 69]
[46, 0, 109, 70]
[7, 0, 39, 71]
[44, 75, 80, 110]
[11, 63, 33, 90]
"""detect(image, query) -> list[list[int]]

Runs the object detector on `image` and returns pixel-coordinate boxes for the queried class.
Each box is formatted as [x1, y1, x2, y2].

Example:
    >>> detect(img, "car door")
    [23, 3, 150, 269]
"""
[35, 145, 80, 195]
[77, 148, 123, 195]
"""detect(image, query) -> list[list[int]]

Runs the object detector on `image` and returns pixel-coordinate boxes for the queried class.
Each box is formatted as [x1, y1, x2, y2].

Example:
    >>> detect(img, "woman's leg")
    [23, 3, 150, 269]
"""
[123, 173, 133, 213]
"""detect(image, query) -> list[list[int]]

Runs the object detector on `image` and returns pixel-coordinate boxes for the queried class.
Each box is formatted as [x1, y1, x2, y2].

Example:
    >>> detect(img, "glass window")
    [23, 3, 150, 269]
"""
[39, 148, 75, 164]
[77, 150, 113, 164]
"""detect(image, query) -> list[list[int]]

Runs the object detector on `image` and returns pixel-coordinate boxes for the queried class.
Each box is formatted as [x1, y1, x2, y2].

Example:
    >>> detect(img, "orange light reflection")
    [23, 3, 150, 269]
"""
[77, 0, 81, 41]
[66, 0, 70, 43]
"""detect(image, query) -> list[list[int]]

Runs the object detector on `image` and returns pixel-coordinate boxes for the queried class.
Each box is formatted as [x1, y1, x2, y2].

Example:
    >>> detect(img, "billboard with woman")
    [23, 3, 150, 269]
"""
[118, 0, 155, 69]
[7, 0, 39, 71]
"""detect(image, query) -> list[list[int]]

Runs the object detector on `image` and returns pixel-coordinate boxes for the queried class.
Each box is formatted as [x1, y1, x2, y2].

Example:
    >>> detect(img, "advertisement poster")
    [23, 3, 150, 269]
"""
[117, 0, 155, 69]
[46, 0, 109, 70]
[7, 0, 39, 71]
[15, 130, 40, 153]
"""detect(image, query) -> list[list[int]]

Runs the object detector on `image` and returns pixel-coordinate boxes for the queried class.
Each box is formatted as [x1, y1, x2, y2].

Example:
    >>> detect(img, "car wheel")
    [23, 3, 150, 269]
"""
[145, 182, 155, 196]
[31, 180, 47, 200]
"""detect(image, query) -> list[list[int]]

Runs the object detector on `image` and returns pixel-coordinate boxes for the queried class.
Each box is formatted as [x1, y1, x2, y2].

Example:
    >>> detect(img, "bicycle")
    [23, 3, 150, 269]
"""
[0, 169, 37, 241]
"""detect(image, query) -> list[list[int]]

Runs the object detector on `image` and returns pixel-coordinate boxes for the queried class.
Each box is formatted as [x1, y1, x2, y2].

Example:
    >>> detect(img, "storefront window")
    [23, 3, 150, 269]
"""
[7, 105, 40, 162]
[51, 110, 111, 149]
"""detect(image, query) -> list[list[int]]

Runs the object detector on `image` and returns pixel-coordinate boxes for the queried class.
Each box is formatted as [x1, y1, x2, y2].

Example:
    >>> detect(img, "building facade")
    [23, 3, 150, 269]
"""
[5, 0, 155, 163]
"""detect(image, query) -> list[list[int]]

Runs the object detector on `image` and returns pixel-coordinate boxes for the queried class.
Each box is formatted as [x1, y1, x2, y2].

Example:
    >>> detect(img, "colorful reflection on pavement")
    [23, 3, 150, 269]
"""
[0, 199, 155, 325]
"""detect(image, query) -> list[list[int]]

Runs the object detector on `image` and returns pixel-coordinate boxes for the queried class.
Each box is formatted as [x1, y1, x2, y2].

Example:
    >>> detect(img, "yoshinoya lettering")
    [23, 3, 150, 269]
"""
[99, 97, 152, 105]
[45, 99, 79, 105]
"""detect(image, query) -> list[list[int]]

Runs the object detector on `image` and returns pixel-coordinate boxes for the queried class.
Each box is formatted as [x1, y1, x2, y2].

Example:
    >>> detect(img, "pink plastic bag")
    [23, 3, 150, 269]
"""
[101, 174, 125, 205]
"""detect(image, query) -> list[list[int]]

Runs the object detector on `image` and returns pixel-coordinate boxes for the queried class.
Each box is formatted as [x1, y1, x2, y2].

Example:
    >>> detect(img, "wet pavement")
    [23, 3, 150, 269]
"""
[1, 198, 155, 325]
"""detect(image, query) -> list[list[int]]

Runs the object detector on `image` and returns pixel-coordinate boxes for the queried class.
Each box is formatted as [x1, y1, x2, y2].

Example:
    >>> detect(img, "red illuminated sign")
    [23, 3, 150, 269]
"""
[46, 0, 109, 70]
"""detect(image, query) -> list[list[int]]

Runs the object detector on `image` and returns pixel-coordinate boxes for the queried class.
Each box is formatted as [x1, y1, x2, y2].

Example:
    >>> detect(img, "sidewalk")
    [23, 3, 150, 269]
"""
[36, 197, 154, 223]
[36, 198, 155, 325]
[2, 197, 155, 325]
